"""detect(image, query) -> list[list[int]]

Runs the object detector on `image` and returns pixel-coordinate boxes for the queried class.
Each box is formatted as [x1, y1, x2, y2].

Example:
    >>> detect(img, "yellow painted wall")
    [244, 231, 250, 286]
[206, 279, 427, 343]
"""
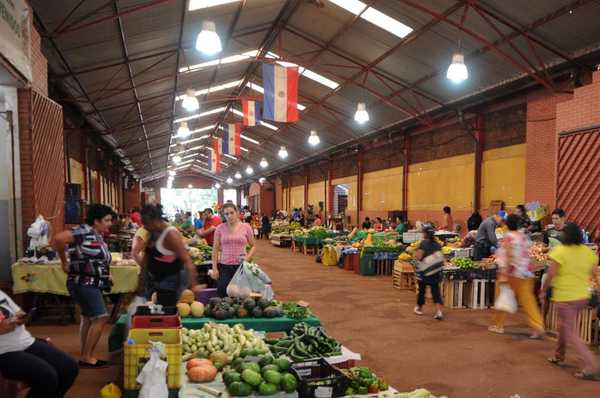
[69, 158, 84, 185]
[481, 144, 526, 209]
[282, 187, 288, 212]
[408, 154, 475, 211]
[362, 167, 403, 211]
[290, 186, 304, 210]
[307, 181, 326, 209]
[332, 176, 357, 212]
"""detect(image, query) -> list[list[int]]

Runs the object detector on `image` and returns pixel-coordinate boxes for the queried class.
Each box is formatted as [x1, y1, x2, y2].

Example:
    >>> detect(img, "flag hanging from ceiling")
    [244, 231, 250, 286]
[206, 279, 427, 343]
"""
[222, 123, 241, 156]
[262, 63, 299, 123]
[242, 99, 261, 126]
[210, 137, 221, 173]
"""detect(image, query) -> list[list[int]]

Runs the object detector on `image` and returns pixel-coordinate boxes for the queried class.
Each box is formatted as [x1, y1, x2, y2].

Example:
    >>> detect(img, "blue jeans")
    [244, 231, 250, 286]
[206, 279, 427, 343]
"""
[144, 269, 189, 303]
[66, 281, 108, 320]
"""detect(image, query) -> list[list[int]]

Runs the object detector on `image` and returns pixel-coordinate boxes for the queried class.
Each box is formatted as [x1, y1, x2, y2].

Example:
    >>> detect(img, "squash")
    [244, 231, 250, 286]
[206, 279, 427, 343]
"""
[209, 351, 229, 365]
[190, 301, 205, 317]
[188, 364, 218, 383]
[177, 303, 191, 317]
[187, 358, 213, 371]
[179, 289, 195, 304]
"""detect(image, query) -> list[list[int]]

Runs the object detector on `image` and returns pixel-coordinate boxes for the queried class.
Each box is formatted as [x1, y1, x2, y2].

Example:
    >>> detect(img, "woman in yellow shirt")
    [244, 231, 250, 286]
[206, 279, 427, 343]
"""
[540, 222, 600, 379]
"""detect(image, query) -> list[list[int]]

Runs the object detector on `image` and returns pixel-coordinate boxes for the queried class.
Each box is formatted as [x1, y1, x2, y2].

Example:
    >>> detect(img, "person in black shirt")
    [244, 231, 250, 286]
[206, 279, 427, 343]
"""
[515, 204, 531, 232]
[261, 214, 272, 240]
[362, 217, 372, 229]
[413, 224, 445, 320]
[467, 211, 483, 231]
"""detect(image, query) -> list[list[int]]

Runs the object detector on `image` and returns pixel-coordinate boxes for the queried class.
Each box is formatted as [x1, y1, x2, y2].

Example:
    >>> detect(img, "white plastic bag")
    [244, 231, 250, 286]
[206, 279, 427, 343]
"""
[27, 215, 49, 250]
[494, 285, 517, 314]
[137, 341, 168, 398]
[227, 262, 273, 300]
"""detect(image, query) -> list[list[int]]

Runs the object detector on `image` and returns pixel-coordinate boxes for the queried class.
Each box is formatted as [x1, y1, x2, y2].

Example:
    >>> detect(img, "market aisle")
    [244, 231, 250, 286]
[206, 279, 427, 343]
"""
[254, 240, 599, 398]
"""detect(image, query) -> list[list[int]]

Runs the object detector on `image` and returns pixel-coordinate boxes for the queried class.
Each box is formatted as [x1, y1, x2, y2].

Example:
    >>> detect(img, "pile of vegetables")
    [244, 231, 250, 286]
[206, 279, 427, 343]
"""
[307, 227, 334, 240]
[281, 302, 311, 320]
[266, 322, 342, 361]
[186, 358, 218, 383]
[181, 323, 269, 361]
[204, 296, 283, 320]
[397, 389, 447, 398]
[451, 256, 474, 269]
[223, 354, 298, 396]
[342, 367, 389, 395]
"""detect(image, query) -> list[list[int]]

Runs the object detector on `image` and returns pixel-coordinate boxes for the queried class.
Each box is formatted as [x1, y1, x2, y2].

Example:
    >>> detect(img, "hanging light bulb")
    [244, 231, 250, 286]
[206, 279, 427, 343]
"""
[259, 158, 268, 168]
[196, 21, 222, 55]
[446, 51, 468, 83]
[354, 102, 370, 123]
[172, 155, 182, 164]
[169, 170, 176, 177]
[214, 183, 221, 189]
[226, 177, 233, 184]
[308, 130, 320, 146]
[259, 177, 266, 184]
[234, 171, 242, 179]
[278, 146, 288, 159]
[177, 122, 191, 138]
[245, 165, 254, 175]
[181, 89, 199, 112]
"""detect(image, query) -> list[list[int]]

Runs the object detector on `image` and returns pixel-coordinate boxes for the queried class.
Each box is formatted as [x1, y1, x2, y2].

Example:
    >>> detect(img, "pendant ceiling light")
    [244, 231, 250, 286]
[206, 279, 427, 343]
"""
[234, 171, 242, 179]
[278, 146, 288, 159]
[196, 21, 222, 55]
[177, 122, 191, 138]
[245, 165, 254, 175]
[182, 89, 200, 112]
[172, 155, 182, 164]
[354, 102, 369, 123]
[446, 51, 468, 83]
[214, 183, 221, 189]
[308, 130, 320, 146]
[259, 177, 266, 184]
[259, 158, 268, 168]
[226, 177, 233, 184]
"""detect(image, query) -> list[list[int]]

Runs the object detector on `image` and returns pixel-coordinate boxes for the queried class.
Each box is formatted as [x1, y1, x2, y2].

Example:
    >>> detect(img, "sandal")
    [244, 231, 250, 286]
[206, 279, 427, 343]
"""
[488, 325, 504, 334]
[547, 357, 564, 366]
[79, 359, 109, 368]
[574, 372, 598, 381]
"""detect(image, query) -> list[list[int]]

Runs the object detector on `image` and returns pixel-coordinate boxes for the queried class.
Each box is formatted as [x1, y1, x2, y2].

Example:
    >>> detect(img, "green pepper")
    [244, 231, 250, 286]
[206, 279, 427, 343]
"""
[357, 386, 368, 395]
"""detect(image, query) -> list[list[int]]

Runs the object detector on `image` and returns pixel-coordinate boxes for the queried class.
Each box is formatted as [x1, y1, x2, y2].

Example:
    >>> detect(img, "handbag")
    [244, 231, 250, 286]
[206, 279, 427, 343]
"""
[494, 285, 518, 314]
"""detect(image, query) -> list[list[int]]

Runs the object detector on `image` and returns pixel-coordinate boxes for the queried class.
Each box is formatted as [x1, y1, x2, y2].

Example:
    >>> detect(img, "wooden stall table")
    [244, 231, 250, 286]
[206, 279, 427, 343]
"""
[12, 259, 140, 324]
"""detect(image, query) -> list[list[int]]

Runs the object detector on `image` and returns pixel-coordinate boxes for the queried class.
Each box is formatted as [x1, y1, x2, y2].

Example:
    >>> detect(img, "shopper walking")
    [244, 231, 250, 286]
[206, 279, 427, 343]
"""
[52, 204, 115, 368]
[489, 214, 544, 338]
[413, 225, 445, 320]
[140, 205, 198, 305]
[0, 289, 79, 397]
[261, 214, 272, 240]
[541, 222, 600, 379]
[211, 203, 257, 297]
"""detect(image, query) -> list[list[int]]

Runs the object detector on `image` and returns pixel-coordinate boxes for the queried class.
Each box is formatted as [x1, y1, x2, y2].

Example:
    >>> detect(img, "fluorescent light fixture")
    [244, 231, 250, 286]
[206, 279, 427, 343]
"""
[308, 130, 320, 146]
[447, 52, 469, 83]
[329, 0, 413, 39]
[176, 80, 241, 101]
[196, 21, 222, 55]
[177, 122, 190, 138]
[170, 134, 209, 147]
[174, 107, 226, 123]
[245, 165, 254, 175]
[259, 177, 266, 184]
[226, 177, 233, 184]
[182, 89, 200, 111]
[223, 154, 237, 160]
[240, 146, 249, 153]
[247, 82, 306, 111]
[172, 155, 182, 164]
[240, 134, 259, 144]
[220, 160, 229, 166]
[189, 0, 240, 11]
[214, 182, 221, 189]
[181, 51, 254, 73]
[259, 158, 268, 168]
[234, 171, 242, 179]
[354, 102, 369, 123]
[278, 146, 288, 159]
[171, 145, 204, 154]
[169, 170, 176, 177]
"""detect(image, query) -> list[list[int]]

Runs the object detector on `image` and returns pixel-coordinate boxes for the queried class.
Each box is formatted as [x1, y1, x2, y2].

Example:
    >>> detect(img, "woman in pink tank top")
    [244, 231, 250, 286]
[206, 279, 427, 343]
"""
[211, 203, 257, 297]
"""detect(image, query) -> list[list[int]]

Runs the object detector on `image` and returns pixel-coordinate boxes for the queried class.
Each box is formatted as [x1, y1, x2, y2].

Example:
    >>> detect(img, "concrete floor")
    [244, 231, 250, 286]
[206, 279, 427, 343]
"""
[26, 239, 599, 397]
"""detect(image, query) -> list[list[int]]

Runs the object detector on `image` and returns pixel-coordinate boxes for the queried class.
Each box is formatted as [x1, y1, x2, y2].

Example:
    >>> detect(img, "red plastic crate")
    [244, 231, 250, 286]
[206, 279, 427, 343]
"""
[132, 314, 181, 329]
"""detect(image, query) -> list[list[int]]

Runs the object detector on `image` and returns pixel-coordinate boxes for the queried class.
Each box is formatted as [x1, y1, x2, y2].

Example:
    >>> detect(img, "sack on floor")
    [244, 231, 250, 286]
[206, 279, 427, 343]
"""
[494, 285, 517, 314]
[227, 262, 274, 300]
[100, 383, 122, 398]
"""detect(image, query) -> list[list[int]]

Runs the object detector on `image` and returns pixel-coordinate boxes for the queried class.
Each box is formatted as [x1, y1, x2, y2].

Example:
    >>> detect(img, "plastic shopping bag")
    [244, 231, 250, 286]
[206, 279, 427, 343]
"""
[227, 261, 273, 300]
[494, 285, 518, 314]
[137, 341, 168, 398]
[100, 383, 122, 398]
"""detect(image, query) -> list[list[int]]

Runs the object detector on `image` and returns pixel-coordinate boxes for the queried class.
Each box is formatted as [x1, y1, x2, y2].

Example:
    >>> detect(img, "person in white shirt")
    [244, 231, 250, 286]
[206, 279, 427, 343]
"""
[0, 290, 79, 397]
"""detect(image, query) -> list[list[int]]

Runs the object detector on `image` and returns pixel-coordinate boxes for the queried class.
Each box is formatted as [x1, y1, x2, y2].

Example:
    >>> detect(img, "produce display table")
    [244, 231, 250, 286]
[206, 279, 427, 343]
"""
[109, 314, 322, 352]
[271, 234, 292, 248]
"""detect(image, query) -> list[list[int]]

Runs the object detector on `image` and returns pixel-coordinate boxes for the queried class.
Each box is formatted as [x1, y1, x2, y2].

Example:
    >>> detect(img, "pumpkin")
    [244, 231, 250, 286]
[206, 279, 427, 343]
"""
[177, 302, 191, 317]
[190, 301, 205, 317]
[179, 289, 195, 304]
[186, 358, 213, 371]
[188, 364, 218, 383]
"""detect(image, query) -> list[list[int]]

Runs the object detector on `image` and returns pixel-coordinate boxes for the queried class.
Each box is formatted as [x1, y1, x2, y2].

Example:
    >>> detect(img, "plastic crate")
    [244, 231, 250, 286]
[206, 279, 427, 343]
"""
[135, 306, 178, 316]
[291, 358, 349, 398]
[132, 314, 181, 329]
[196, 288, 218, 305]
[124, 328, 182, 391]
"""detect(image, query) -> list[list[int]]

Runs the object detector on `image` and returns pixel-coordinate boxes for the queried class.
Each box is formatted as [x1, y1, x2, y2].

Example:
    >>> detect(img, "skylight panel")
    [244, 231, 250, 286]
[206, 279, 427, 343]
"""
[174, 107, 226, 124]
[189, 0, 240, 11]
[176, 80, 241, 101]
[329, 0, 413, 39]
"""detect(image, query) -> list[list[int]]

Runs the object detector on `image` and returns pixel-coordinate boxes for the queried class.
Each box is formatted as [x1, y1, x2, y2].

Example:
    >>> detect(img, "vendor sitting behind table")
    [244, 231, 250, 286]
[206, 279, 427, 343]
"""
[473, 213, 504, 260]
[0, 289, 79, 396]
[544, 208, 566, 247]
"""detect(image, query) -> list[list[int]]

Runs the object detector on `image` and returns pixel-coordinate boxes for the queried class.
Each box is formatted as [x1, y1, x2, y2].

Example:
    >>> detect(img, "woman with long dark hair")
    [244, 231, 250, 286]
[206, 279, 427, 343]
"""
[413, 224, 445, 320]
[211, 203, 257, 297]
[541, 222, 600, 379]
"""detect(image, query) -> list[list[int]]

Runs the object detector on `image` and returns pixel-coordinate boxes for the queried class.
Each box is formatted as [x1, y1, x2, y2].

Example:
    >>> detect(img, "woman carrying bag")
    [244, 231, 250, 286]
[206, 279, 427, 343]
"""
[211, 203, 257, 297]
[413, 224, 445, 320]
